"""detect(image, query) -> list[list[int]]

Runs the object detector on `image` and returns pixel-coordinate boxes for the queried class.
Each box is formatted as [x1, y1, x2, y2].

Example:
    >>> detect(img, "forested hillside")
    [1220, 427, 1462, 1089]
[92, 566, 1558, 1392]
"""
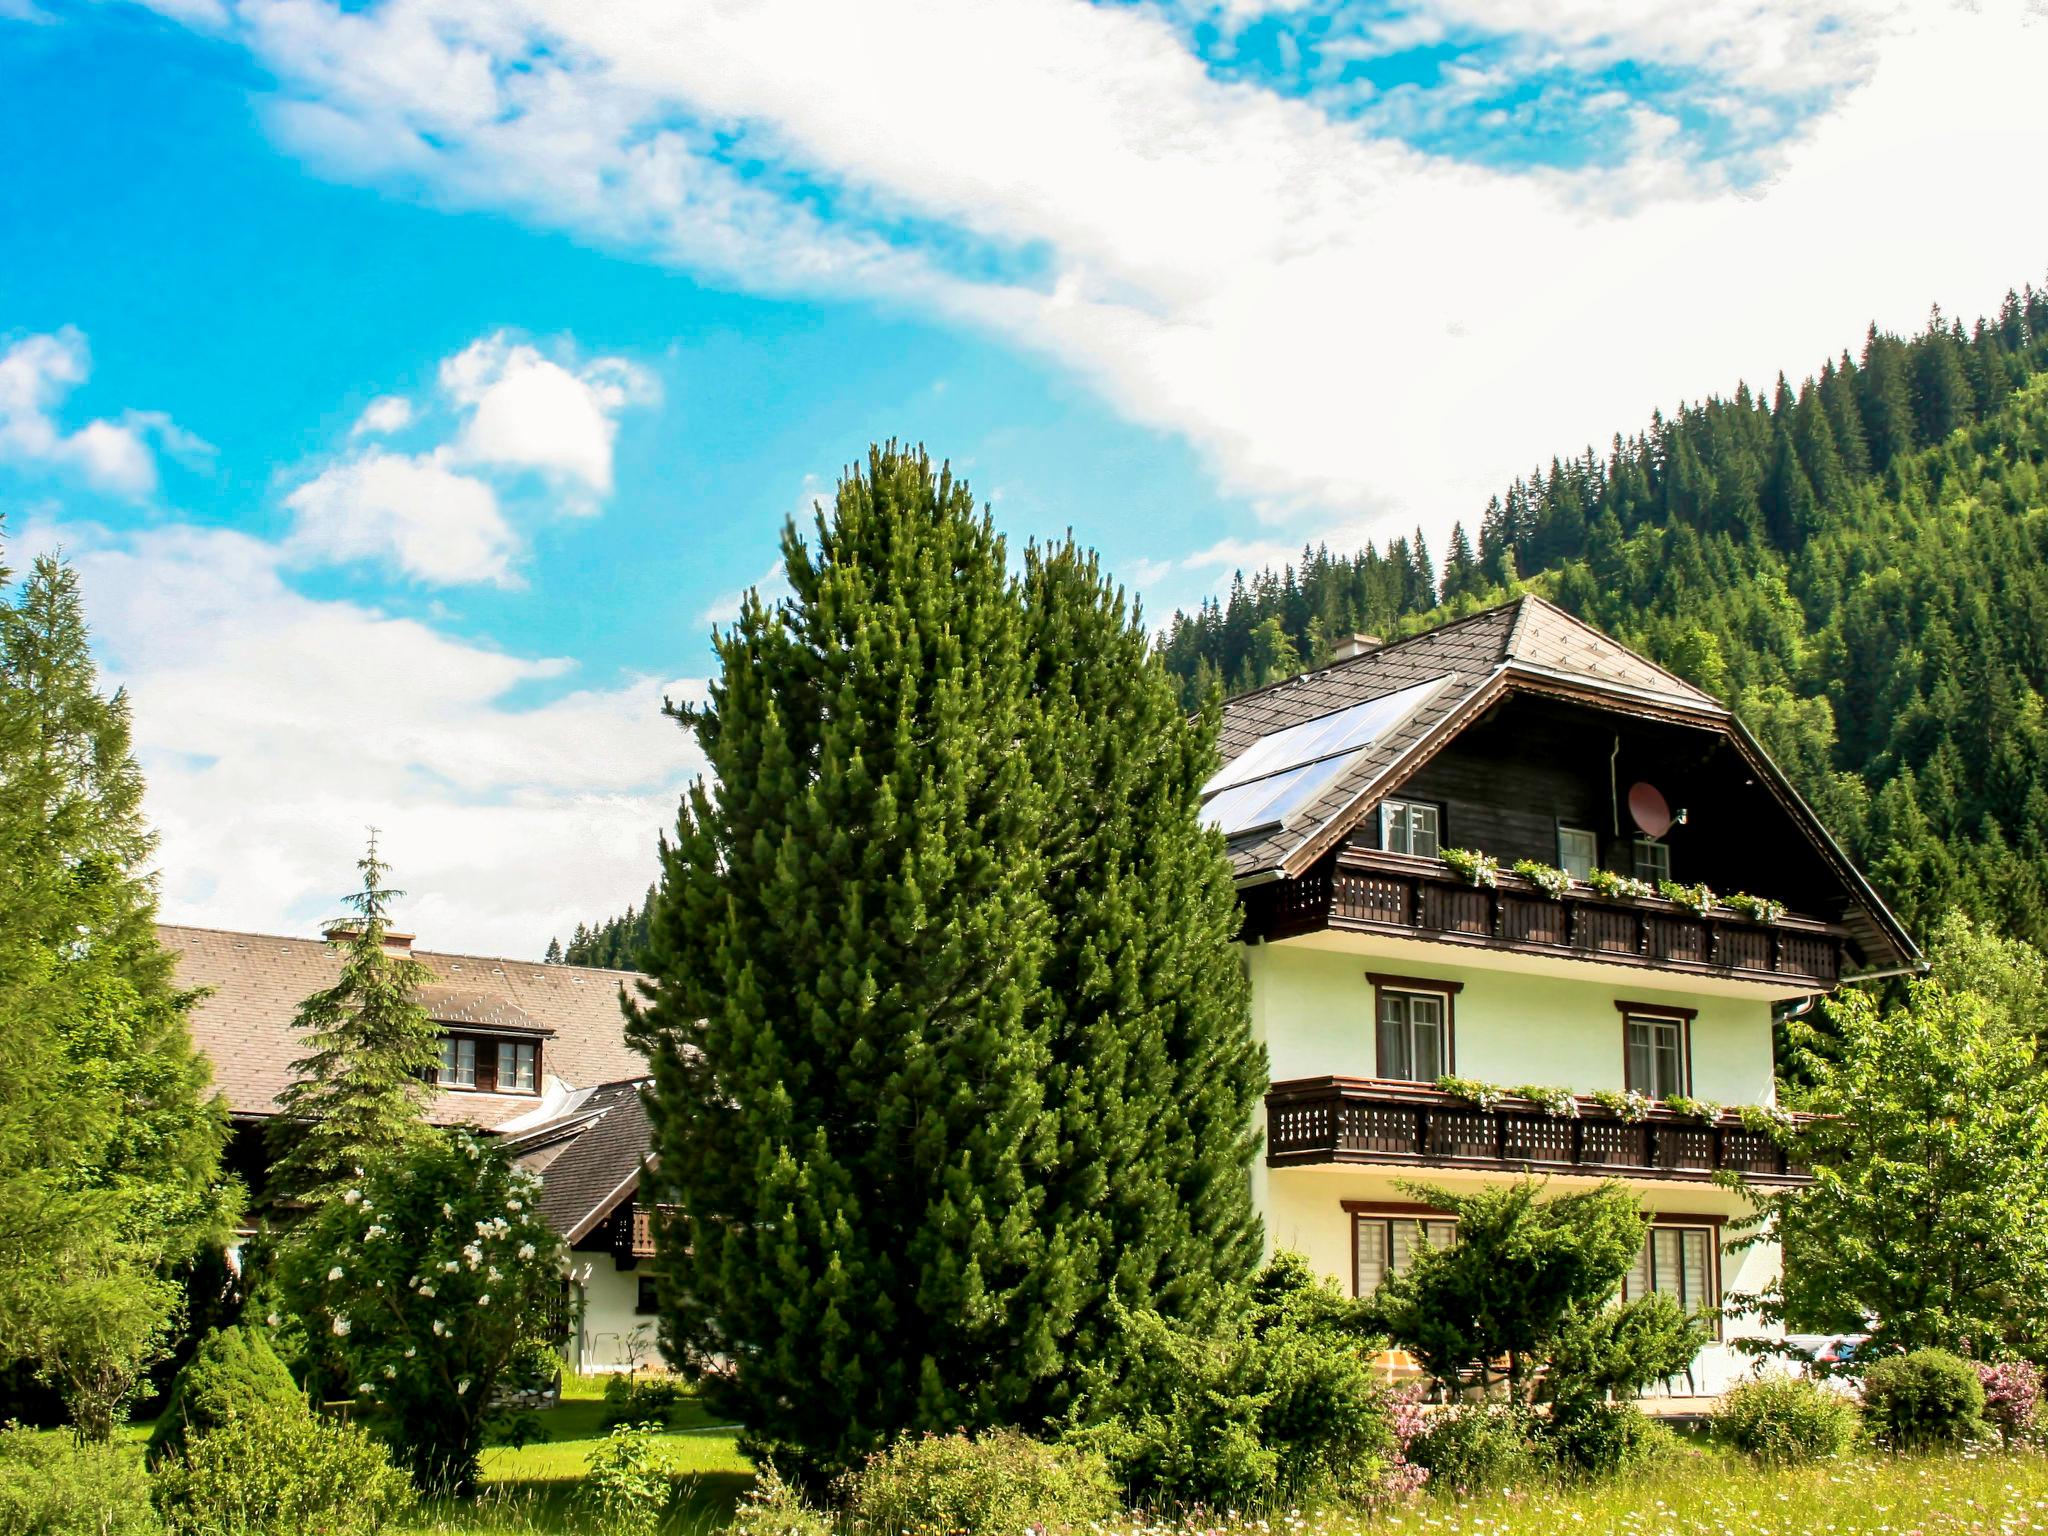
[1160, 281, 2048, 949]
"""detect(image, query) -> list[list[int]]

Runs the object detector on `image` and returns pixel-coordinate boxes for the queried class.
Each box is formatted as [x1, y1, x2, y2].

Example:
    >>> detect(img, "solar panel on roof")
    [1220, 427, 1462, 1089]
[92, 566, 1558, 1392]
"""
[1201, 674, 1451, 838]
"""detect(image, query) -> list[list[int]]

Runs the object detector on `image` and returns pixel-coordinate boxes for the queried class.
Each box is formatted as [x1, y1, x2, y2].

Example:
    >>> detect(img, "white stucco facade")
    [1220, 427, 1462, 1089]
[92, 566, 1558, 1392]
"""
[1246, 929, 1792, 1394]
[570, 1259, 665, 1373]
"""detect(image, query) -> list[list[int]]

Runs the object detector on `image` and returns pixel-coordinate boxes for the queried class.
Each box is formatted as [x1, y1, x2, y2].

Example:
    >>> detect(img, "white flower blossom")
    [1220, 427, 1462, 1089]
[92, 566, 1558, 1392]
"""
[517, 1243, 536, 1261]
[457, 1378, 471, 1394]
[420, 1284, 436, 1298]
[442, 1203, 455, 1219]
[332, 1315, 352, 1337]
[364, 1224, 386, 1241]
[358, 1384, 373, 1395]
[487, 1266, 501, 1283]
[343, 1189, 361, 1205]
[383, 1364, 397, 1379]
[404, 1346, 416, 1359]
[442, 1260, 459, 1273]
[433, 1320, 447, 1336]
[507, 1199, 522, 1212]
[478, 1294, 491, 1307]
[266, 1313, 280, 1328]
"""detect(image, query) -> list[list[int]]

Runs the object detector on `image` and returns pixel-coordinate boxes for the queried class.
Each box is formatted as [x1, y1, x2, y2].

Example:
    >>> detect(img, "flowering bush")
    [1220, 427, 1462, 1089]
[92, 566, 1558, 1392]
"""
[1515, 1084, 1580, 1119]
[1662, 1094, 1724, 1123]
[1435, 1075, 1508, 1111]
[1977, 1359, 2042, 1443]
[1589, 1089, 1654, 1123]
[1737, 1103, 1798, 1141]
[276, 1129, 565, 1496]
[1440, 847, 1500, 888]
[1586, 868, 1655, 901]
[1657, 880, 1717, 917]
[1723, 892, 1787, 923]
[1511, 859, 1574, 900]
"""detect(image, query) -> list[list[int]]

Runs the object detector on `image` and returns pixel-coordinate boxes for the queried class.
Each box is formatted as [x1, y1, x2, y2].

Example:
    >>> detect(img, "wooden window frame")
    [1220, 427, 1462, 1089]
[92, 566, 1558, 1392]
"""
[1380, 797, 1445, 858]
[1344, 1200, 1458, 1299]
[1632, 836, 1672, 884]
[1556, 823, 1598, 879]
[1615, 1000, 1694, 1098]
[1368, 972, 1462, 1083]
[1626, 1214, 1724, 1338]
[433, 1031, 544, 1096]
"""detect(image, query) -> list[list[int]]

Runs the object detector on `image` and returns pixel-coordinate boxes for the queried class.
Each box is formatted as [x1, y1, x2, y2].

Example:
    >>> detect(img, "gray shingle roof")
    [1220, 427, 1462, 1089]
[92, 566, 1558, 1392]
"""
[162, 925, 648, 1130]
[1212, 595, 1916, 970]
[511, 1079, 653, 1244]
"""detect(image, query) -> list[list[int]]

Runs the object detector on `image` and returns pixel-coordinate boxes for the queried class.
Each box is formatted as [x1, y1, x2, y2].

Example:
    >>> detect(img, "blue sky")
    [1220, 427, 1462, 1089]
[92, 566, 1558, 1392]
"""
[4, 0, 2046, 952]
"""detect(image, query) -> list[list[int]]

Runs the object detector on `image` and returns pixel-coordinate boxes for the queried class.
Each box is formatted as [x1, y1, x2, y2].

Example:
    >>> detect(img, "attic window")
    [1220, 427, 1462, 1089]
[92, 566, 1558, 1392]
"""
[1381, 799, 1440, 858]
[435, 1034, 541, 1095]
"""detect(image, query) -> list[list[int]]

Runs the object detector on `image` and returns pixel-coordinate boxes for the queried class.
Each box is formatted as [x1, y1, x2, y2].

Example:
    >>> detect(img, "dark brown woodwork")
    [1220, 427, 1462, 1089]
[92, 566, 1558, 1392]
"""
[1264, 1076, 1808, 1184]
[1244, 848, 1846, 986]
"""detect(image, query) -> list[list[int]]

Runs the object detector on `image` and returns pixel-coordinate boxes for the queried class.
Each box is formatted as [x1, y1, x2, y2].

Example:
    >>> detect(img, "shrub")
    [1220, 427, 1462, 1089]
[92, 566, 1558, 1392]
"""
[1859, 1349, 1988, 1450]
[575, 1423, 678, 1534]
[1712, 1375, 1858, 1464]
[1541, 1401, 1674, 1479]
[842, 1430, 1117, 1536]
[1076, 1253, 1398, 1510]
[274, 1130, 565, 1495]
[729, 1464, 835, 1536]
[151, 1397, 412, 1536]
[600, 1373, 683, 1430]
[0, 1427, 159, 1536]
[146, 1326, 303, 1467]
[1978, 1359, 2043, 1443]
[1407, 1405, 1548, 1493]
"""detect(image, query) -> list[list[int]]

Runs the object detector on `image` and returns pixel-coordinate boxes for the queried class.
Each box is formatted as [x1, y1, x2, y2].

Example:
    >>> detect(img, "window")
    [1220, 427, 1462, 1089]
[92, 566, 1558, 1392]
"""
[433, 1033, 541, 1094]
[1377, 990, 1448, 1082]
[437, 1035, 477, 1088]
[1624, 1226, 1715, 1309]
[1354, 1214, 1457, 1295]
[1382, 799, 1441, 857]
[500, 1040, 538, 1093]
[1558, 827, 1598, 880]
[636, 1275, 660, 1315]
[1624, 1013, 1688, 1098]
[1632, 837, 1671, 884]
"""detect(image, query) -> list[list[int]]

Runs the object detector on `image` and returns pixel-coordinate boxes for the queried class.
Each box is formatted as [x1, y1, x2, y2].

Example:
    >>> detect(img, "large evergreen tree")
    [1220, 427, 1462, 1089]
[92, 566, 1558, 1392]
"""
[266, 837, 438, 1208]
[632, 445, 1063, 1478]
[630, 447, 1264, 1478]
[0, 550, 235, 1436]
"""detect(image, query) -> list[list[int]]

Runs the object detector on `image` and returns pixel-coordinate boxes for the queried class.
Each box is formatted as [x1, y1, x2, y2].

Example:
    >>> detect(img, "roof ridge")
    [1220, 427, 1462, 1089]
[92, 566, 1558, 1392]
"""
[1502, 594, 1720, 704]
[1218, 598, 1520, 709]
[154, 922, 646, 981]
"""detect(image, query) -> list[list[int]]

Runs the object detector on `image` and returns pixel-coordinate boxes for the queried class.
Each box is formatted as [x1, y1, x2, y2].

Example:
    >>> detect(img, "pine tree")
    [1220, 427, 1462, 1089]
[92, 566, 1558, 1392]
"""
[0, 550, 234, 1436]
[1015, 537, 1265, 1421]
[543, 937, 563, 964]
[631, 445, 1062, 1480]
[267, 836, 438, 1208]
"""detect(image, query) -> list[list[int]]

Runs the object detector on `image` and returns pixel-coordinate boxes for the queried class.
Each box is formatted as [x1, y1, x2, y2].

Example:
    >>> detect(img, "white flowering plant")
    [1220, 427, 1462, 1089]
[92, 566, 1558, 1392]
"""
[276, 1129, 565, 1497]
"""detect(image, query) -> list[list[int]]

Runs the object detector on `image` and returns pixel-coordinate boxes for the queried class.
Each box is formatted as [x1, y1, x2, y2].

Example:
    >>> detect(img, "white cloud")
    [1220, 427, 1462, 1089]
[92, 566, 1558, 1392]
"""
[0, 328, 209, 498]
[22, 512, 704, 955]
[284, 447, 520, 586]
[287, 329, 656, 584]
[351, 393, 415, 435]
[698, 560, 792, 629]
[440, 331, 656, 496]
[192, 0, 2048, 564]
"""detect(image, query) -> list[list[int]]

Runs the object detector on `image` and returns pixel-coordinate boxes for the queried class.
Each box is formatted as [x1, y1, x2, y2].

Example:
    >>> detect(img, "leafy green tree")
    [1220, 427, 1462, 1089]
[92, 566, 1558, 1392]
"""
[1375, 1180, 1665, 1401]
[0, 549, 235, 1437]
[632, 445, 1062, 1480]
[1744, 914, 2048, 1359]
[1017, 539, 1265, 1419]
[146, 1325, 302, 1466]
[267, 838, 438, 1208]
[275, 1131, 564, 1496]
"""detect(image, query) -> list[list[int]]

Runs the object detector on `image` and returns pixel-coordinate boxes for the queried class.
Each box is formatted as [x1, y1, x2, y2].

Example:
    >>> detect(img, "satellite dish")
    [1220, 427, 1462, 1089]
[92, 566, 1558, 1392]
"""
[1628, 782, 1673, 839]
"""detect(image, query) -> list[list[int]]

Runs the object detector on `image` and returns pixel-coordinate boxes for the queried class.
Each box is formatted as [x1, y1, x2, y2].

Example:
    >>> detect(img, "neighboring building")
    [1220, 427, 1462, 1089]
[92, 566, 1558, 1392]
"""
[1207, 595, 1917, 1394]
[161, 924, 665, 1372]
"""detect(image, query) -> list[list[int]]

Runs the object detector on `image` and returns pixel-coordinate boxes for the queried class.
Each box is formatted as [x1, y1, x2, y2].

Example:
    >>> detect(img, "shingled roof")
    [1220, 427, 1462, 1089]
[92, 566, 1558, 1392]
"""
[506, 1079, 655, 1244]
[1211, 594, 1916, 971]
[161, 925, 648, 1131]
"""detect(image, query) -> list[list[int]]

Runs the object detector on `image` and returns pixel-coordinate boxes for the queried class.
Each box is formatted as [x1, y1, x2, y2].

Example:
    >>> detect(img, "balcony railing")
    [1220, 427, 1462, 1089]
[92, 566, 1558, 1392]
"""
[1265, 1076, 1810, 1184]
[1245, 849, 1845, 985]
[609, 1201, 661, 1264]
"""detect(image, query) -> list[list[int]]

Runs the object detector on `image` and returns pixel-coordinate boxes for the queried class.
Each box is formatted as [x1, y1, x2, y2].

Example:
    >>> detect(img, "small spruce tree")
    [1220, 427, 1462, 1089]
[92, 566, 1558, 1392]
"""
[267, 837, 438, 1208]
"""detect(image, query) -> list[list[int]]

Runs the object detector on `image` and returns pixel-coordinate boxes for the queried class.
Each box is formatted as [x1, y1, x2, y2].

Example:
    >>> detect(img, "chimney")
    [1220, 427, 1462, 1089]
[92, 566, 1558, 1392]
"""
[323, 923, 417, 958]
[1327, 633, 1382, 662]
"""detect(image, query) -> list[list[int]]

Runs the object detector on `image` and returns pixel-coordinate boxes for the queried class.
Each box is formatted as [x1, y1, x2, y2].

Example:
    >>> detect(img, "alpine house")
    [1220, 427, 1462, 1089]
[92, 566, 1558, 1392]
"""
[1211, 595, 1917, 1393]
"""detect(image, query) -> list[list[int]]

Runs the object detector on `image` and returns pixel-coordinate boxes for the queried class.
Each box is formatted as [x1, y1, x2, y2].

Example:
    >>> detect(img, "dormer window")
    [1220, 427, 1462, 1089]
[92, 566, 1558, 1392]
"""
[435, 1032, 542, 1094]
[1632, 837, 1671, 884]
[1381, 799, 1441, 858]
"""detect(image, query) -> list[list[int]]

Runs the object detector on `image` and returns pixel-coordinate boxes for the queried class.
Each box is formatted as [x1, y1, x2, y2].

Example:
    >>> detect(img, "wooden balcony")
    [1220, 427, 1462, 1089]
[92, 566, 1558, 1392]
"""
[1265, 1076, 1809, 1184]
[1245, 849, 1846, 986]
[608, 1201, 661, 1266]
